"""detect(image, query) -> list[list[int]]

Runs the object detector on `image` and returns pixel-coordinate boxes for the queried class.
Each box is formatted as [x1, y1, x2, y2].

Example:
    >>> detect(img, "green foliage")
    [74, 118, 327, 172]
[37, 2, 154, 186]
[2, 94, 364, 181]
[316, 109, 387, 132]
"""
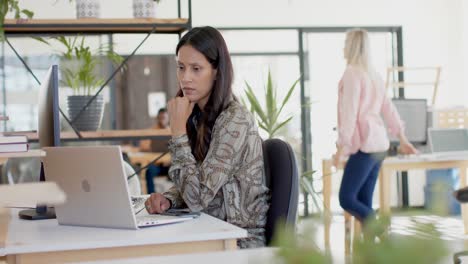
[353, 217, 448, 264]
[274, 215, 448, 263]
[244, 69, 323, 213]
[0, 0, 34, 41]
[39, 36, 125, 95]
[244, 69, 299, 139]
[273, 221, 332, 264]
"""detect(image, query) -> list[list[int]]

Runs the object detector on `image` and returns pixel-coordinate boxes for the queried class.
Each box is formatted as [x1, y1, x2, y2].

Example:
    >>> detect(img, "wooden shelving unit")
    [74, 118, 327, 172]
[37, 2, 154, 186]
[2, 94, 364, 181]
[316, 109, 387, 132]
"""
[4, 128, 171, 142]
[2, 2, 192, 145]
[4, 18, 190, 35]
[385, 66, 441, 106]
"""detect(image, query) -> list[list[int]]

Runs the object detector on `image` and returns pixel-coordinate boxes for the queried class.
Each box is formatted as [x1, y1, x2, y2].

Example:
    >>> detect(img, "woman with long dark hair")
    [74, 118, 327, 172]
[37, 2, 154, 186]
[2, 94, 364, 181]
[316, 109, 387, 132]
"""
[145, 26, 269, 248]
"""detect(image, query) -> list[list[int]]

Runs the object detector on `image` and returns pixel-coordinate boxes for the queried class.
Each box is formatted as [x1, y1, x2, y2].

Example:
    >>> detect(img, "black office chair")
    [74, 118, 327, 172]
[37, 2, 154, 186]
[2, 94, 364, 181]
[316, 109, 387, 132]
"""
[263, 138, 299, 245]
[453, 187, 468, 264]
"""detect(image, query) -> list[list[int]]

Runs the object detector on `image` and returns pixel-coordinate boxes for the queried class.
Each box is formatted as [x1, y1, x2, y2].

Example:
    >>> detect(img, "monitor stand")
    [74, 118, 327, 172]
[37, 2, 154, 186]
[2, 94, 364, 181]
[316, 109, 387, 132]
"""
[18, 206, 55, 220]
[18, 162, 56, 220]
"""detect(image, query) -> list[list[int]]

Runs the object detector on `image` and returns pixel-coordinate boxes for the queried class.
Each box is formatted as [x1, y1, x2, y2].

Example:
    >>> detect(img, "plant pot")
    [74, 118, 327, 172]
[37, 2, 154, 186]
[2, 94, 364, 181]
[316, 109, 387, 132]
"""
[67, 95, 104, 131]
[75, 0, 100, 19]
[133, 0, 155, 18]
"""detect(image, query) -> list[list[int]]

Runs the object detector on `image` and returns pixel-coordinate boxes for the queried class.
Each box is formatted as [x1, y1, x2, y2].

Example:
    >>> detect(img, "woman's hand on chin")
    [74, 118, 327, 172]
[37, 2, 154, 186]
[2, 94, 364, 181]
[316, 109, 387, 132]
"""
[168, 96, 194, 137]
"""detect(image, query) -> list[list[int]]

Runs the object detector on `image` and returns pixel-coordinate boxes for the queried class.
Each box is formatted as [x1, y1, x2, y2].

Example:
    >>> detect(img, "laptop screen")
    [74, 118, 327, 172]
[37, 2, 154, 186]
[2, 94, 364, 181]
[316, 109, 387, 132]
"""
[430, 128, 468, 153]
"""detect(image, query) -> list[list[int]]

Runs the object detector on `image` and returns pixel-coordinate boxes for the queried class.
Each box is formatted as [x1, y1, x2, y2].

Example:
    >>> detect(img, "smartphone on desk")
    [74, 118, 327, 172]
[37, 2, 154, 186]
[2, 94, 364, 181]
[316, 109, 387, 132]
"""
[161, 208, 200, 218]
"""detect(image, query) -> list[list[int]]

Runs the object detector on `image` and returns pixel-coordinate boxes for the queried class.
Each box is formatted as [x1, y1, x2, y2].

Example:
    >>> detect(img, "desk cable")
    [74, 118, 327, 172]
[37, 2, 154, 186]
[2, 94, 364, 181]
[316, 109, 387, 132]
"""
[127, 151, 169, 181]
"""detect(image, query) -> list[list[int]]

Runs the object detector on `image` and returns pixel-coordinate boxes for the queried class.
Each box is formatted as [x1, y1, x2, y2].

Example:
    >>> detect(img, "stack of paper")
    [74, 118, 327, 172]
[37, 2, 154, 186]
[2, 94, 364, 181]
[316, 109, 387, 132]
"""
[0, 135, 28, 153]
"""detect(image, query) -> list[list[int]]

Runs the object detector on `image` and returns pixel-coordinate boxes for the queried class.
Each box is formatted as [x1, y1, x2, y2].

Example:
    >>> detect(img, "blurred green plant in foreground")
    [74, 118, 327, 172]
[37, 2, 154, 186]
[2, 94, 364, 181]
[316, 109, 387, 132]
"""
[353, 216, 448, 264]
[273, 214, 448, 264]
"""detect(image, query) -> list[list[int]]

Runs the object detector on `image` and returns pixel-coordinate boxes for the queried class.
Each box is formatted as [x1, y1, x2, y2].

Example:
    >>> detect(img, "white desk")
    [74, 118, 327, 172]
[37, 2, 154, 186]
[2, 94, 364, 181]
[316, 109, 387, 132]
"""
[73, 247, 277, 264]
[0, 209, 246, 264]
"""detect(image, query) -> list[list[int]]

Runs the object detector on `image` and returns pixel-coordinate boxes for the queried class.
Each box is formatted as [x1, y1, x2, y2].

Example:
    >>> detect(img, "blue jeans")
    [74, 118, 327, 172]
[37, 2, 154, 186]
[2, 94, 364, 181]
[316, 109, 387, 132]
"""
[339, 150, 386, 222]
[145, 164, 169, 194]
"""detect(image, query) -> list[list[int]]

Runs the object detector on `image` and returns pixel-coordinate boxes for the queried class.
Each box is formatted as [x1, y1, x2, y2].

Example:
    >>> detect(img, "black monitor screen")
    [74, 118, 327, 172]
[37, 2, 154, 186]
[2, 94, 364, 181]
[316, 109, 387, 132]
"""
[19, 65, 61, 220]
[390, 98, 428, 145]
[38, 65, 60, 148]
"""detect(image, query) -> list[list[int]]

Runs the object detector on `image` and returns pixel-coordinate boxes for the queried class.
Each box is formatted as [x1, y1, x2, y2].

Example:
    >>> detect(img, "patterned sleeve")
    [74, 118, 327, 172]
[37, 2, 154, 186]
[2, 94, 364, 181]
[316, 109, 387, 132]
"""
[163, 185, 186, 209]
[163, 109, 248, 212]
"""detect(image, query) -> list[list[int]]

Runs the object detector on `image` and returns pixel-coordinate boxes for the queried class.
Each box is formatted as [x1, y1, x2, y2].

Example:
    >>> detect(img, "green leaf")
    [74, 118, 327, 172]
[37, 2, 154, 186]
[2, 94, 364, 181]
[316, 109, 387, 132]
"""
[258, 122, 269, 133]
[278, 77, 300, 118]
[31, 36, 50, 46]
[21, 9, 33, 19]
[301, 170, 316, 178]
[271, 78, 299, 129]
[243, 67, 299, 139]
[265, 69, 276, 130]
[270, 116, 293, 138]
[245, 81, 267, 123]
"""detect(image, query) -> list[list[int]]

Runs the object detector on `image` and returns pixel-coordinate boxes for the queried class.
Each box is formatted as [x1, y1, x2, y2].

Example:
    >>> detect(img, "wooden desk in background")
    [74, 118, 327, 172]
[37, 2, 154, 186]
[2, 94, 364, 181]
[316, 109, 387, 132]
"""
[123, 149, 171, 194]
[0, 209, 246, 264]
[125, 151, 171, 167]
[322, 155, 468, 247]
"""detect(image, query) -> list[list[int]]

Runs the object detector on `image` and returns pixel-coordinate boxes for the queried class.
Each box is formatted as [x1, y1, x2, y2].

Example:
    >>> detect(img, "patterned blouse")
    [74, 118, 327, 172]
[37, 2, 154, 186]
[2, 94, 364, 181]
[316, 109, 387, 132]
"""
[163, 101, 270, 248]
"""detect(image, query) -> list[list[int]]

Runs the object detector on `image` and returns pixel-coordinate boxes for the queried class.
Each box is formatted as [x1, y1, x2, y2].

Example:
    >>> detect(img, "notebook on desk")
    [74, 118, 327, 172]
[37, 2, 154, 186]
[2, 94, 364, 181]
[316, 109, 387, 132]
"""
[42, 146, 194, 229]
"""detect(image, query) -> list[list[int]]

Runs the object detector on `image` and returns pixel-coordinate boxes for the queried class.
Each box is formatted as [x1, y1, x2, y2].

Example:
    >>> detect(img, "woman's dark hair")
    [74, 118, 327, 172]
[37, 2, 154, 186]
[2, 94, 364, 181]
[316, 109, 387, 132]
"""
[176, 26, 235, 162]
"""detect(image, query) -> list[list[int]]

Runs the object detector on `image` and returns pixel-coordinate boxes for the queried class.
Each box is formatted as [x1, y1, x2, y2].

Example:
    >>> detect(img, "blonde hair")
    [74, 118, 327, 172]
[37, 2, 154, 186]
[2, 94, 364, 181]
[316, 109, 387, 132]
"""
[344, 28, 376, 76]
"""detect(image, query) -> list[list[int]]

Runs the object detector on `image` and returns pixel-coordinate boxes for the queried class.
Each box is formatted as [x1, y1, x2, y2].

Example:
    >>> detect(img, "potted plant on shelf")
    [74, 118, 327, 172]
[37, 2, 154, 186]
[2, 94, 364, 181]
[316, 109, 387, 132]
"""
[42, 36, 124, 131]
[0, 0, 34, 41]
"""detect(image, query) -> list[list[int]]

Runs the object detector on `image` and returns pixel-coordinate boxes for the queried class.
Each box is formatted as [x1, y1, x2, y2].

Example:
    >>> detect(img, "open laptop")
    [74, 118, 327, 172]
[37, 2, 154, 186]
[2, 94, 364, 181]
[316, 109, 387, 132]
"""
[42, 146, 192, 229]
[423, 128, 468, 159]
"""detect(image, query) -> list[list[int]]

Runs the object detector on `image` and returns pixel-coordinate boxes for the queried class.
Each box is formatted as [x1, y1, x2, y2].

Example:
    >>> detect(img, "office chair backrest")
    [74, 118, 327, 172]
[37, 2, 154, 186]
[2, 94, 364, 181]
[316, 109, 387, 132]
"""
[263, 138, 299, 245]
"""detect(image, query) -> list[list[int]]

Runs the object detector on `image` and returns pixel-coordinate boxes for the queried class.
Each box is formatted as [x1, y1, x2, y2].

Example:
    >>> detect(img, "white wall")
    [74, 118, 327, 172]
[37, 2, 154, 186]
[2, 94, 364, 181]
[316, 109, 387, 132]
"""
[191, 0, 465, 107]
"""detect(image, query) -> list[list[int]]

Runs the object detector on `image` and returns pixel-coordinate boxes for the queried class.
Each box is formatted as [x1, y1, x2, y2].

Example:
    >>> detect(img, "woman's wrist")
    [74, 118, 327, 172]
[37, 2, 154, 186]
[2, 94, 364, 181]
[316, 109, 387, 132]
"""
[399, 134, 409, 145]
[169, 134, 190, 149]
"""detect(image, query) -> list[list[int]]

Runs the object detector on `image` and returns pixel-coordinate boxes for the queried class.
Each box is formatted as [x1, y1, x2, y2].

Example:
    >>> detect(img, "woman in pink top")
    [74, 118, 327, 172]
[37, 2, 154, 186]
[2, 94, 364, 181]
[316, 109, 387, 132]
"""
[333, 29, 417, 226]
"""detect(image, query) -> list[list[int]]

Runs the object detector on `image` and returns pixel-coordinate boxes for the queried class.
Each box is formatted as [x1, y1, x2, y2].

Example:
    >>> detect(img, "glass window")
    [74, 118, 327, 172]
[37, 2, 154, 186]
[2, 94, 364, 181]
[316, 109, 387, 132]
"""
[223, 30, 298, 53]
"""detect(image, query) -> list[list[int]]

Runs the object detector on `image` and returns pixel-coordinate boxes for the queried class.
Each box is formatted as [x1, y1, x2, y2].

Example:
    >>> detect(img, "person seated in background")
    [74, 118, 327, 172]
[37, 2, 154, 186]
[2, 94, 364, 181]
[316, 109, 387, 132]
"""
[139, 108, 171, 194]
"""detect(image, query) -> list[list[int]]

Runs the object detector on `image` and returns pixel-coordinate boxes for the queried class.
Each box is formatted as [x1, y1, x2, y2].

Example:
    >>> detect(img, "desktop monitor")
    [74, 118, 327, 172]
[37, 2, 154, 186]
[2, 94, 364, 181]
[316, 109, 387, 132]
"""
[390, 98, 428, 145]
[38, 65, 61, 148]
[19, 65, 61, 220]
